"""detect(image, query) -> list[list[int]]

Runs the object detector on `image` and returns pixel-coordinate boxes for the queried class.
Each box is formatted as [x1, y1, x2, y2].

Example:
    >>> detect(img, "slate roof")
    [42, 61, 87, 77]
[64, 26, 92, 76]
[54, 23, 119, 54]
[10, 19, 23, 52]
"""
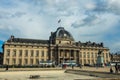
[7, 36, 49, 44]
[76, 41, 104, 47]
[6, 35, 104, 47]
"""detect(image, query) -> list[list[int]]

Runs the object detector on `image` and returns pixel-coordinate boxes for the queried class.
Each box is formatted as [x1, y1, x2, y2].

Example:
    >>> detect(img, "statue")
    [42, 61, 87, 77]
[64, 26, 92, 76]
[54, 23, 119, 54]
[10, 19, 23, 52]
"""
[98, 50, 103, 56]
[97, 50, 104, 67]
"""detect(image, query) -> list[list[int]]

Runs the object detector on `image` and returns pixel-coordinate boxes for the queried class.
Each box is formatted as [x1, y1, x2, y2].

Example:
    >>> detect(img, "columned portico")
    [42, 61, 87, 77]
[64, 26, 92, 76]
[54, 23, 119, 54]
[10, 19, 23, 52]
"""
[54, 46, 80, 65]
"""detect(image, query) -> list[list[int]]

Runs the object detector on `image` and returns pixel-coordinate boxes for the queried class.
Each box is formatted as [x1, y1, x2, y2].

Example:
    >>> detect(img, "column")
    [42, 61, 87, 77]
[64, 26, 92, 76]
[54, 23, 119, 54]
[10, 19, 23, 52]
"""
[73, 50, 76, 61]
[33, 50, 36, 65]
[63, 50, 65, 62]
[3, 48, 6, 65]
[50, 49, 52, 61]
[22, 49, 25, 66]
[28, 49, 30, 65]
[9, 49, 13, 65]
[59, 49, 61, 64]
[16, 49, 19, 65]
[69, 50, 71, 61]
[76, 50, 80, 64]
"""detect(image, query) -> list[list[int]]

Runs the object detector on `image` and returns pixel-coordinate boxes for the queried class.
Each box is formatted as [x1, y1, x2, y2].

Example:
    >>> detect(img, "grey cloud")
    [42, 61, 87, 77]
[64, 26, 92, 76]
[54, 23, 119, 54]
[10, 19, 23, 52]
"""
[71, 0, 120, 28]
[90, 0, 120, 15]
[0, 11, 12, 19]
[0, 24, 23, 40]
[71, 15, 100, 28]
[11, 12, 26, 18]
[0, 11, 26, 19]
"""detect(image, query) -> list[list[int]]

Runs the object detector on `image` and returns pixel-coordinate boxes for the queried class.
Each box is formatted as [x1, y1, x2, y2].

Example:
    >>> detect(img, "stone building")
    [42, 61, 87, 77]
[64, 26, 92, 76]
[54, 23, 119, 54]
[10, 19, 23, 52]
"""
[110, 53, 120, 62]
[3, 27, 110, 66]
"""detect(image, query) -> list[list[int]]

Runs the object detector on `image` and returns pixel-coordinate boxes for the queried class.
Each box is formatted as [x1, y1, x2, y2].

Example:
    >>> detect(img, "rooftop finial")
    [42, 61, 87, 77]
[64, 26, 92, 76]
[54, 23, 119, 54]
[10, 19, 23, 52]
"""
[10, 35, 14, 41]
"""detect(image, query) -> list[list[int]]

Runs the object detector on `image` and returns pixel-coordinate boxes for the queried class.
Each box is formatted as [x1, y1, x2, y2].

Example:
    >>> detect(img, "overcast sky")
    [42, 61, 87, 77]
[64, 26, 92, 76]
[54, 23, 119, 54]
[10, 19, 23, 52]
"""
[0, 0, 120, 53]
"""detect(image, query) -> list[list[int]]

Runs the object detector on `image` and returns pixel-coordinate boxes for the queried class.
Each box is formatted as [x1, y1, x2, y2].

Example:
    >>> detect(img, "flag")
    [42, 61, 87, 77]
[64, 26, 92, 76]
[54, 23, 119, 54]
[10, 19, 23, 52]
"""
[58, 19, 61, 23]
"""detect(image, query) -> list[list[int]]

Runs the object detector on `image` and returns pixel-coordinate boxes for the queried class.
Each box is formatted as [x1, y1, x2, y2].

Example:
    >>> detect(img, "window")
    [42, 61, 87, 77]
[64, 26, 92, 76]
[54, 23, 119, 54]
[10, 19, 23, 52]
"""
[88, 60, 90, 64]
[30, 59, 33, 65]
[80, 60, 82, 64]
[25, 59, 28, 64]
[106, 60, 108, 63]
[76, 51, 79, 57]
[87, 52, 90, 58]
[41, 50, 44, 57]
[13, 49, 16, 57]
[36, 59, 39, 64]
[91, 52, 93, 58]
[80, 53, 82, 57]
[84, 59, 86, 64]
[36, 50, 39, 57]
[84, 52, 86, 58]
[92, 60, 94, 64]
[96, 53, 98, 57]
[106, 53, 108, 58]
[71, 50, 74, 57]
[65, 51, 67, 57]
[60, 51, 62, 57]
[52, 52, 54, 57]
[6, 59, 9, 65]
[25, 50, 28, 57]
[47, 51, 49, 57]
[6, 49, 10, 57]
[19, 50, 22, 56]
[31, 50, 34, 57]
[19, 59, 22, 65]
[12, 59, 16, 64]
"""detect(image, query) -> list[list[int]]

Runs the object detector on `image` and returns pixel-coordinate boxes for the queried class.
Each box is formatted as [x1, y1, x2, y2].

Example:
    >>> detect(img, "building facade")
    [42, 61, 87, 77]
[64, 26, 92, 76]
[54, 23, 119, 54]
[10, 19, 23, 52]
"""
[3, 27, 110, 66]
[110, 53, 120, 62]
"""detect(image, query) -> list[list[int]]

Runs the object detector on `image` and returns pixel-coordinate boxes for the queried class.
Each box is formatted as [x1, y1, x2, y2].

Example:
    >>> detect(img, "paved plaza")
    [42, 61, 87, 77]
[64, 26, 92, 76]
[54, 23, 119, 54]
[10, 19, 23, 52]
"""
[0, 66, 119, 73]
[0, 66, 119, 80]
[0, 70, 98, 80]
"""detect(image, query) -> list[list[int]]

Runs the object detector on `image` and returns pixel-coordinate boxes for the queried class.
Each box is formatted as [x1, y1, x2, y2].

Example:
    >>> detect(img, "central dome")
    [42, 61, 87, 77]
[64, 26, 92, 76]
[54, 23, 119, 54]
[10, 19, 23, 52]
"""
[55, 27, 74, 40]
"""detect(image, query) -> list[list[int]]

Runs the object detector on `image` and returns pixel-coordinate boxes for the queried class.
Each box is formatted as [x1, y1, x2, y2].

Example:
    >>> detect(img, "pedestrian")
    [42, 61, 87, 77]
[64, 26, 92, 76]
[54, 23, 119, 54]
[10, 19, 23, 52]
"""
[64, 64, 67, 69]
[110, 67, 113, 73]
[72, 65, 74, 69]
[6, 65, 9, 71]
[79, 64, 82, 69]
[119, 65, 120, 71]
[62, 64, 64, 69]
[115, 63, 118, 73]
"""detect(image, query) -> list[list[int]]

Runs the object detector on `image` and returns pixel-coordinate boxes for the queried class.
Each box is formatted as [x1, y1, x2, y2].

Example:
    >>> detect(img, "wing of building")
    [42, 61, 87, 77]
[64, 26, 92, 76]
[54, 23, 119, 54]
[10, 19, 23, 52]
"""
[3, 27, 110, 66]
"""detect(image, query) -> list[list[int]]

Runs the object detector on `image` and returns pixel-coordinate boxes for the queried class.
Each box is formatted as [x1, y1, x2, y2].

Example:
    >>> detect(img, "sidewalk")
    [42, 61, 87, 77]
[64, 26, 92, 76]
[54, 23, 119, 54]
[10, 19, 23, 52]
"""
[65, 67, 120, 78]
[71, 66, 120, 73]
[0, 67, 63, 72]
[0, 66, 119, 73]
